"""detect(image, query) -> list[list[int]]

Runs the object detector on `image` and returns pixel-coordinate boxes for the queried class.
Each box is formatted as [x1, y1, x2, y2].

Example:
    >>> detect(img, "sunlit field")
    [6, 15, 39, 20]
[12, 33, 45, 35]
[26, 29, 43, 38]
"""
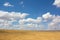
[0, 30, 60, 40]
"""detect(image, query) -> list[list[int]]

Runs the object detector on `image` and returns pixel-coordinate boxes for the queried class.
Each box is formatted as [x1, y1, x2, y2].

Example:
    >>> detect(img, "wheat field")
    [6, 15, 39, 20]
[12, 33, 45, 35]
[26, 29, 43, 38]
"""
[0, 30, 60, 40]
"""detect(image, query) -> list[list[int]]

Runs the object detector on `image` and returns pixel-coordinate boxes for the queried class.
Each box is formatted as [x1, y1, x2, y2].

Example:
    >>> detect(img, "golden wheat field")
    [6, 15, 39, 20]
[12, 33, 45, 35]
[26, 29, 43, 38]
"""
[0, 30, 60, 40]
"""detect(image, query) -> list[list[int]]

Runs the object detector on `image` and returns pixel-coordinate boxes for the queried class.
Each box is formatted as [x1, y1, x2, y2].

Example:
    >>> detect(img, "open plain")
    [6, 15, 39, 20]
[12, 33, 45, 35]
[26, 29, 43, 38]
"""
[0, 30, 60, 40]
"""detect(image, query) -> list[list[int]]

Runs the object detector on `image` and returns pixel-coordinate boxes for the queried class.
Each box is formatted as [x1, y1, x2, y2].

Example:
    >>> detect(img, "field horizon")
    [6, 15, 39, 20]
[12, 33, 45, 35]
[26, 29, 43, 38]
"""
[0, 29, 60, 40]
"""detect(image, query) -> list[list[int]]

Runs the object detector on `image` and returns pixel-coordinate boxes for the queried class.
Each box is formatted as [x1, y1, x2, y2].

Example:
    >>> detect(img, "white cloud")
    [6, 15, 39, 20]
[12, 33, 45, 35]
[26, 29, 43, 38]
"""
[3, 2, 13, 7]
[19, 17, 42, 25]
[53, 0, 60, 7]
[42, 12, 53, 22]
[0, 10, 29, 29]
[48, 16, 60, 30]
[0, 11, 29, 20]
[26, 23, 45, 30]
[26, 23, 35, 27]
[26, 17, 42, 23]
[0, 10, 60, 30]
[42, 12, 52, 19]
[42, 12, 60, 30]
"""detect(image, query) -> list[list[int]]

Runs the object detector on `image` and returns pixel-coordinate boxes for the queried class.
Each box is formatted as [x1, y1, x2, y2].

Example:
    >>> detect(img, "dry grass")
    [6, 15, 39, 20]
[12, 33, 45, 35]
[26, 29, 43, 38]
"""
[0, 30, 60, 40]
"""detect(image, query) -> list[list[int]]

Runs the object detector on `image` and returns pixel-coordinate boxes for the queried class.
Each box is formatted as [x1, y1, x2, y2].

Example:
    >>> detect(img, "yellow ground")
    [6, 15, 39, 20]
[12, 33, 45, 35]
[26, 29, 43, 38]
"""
[0, 30, 60, 40]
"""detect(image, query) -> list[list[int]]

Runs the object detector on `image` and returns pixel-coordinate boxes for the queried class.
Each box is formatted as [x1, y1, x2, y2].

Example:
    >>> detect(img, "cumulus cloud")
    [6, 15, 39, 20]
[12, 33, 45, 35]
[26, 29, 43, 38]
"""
[53, 0, 60, 7]
[0, 10, 60, 30]
[26, 17, 42, 23]
[42, 12, 53, 22]
[42, 12, 60, 30]
[42, 12, 52, 19]
[0, 10, 29, 29]
[3, 2, 14, 7]
[0, 11, 29, 20]
[48, 16, 60, 30]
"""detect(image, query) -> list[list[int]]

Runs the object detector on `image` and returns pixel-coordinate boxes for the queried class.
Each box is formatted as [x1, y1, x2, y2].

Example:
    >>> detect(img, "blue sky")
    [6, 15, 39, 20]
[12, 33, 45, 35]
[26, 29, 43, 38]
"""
[0, 0, 60, 30]
[0, 0, 60, 18]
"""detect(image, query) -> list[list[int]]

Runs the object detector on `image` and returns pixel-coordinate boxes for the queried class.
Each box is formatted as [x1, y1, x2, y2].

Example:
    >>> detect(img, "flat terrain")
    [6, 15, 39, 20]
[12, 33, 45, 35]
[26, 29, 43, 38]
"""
[0, 30, 60, 40]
